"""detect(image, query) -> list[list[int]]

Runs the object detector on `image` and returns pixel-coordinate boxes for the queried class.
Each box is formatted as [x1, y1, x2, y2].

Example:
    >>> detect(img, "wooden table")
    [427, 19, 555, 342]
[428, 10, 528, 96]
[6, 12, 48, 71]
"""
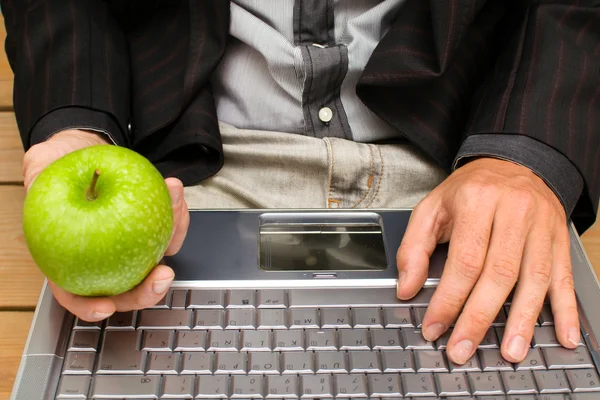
[0, 17, 599, 400]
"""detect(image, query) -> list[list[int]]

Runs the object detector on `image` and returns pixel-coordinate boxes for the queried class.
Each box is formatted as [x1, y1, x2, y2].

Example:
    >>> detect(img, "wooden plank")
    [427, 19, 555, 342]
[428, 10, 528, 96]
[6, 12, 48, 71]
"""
[0, 15, 14, 110]
[0, 112, 23, 183]
[0, 312, 33, 400]
[582, 220, 600, 279]
[0, 186, 44, 309]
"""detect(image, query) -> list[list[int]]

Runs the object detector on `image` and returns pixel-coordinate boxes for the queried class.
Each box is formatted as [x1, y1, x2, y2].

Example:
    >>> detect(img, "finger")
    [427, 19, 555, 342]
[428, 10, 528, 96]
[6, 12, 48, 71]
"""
[166, 198, 190, 256]
[164, 177, 187, 256]
[549, 223, 580, 348]
[111, 265, 175, 311]
[447, 209, 528, 364]
[22, 142, 66, 191]
[48, 281, 116, 322]
[501, 226, 553, 362]
[421, 204, 494, 341]
[397, 197, 448, 300]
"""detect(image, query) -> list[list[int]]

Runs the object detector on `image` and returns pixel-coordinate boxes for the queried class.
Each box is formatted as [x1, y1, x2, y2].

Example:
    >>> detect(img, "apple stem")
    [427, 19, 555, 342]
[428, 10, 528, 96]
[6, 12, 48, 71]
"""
[86, 169, 101, 201]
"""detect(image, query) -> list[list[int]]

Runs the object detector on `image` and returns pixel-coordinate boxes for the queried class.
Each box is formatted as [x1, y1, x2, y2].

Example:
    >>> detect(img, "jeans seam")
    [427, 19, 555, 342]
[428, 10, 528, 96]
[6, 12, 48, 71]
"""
[365, 144, 384, 208]
[350, 144, 375, 209]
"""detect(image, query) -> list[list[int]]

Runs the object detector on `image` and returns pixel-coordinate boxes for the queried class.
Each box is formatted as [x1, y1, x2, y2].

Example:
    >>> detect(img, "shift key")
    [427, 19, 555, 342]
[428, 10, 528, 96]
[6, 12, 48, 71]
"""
[91, 375, 159, 398]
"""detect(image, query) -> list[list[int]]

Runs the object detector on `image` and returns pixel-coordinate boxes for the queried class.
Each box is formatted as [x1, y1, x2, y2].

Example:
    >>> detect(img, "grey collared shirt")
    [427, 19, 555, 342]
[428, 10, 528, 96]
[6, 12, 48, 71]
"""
[211, 0, 406, 143]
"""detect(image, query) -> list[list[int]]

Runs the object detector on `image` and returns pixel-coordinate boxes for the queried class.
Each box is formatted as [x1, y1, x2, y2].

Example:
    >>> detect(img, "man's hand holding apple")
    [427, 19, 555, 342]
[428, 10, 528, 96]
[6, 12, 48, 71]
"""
[22, 129, 190, 321]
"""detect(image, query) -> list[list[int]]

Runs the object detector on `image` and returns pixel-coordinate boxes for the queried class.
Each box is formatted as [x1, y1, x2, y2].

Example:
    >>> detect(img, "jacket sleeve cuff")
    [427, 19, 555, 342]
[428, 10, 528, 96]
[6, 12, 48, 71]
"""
[29, 107, 128, 148]
[453, 134, 584, 217]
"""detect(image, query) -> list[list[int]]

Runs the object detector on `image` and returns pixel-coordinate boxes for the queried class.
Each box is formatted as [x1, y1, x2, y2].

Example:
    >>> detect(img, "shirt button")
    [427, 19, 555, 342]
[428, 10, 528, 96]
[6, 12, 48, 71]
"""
[318, 107, 333, 123]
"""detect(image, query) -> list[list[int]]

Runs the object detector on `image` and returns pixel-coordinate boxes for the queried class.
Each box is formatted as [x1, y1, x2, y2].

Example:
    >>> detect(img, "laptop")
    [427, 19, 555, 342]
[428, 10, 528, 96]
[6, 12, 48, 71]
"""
[10, 209, 600, 399]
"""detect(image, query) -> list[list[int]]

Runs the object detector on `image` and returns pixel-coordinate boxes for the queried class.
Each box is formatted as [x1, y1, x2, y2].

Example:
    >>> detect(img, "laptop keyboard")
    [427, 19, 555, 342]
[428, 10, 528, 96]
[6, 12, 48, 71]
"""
[55, 287, 600, 399]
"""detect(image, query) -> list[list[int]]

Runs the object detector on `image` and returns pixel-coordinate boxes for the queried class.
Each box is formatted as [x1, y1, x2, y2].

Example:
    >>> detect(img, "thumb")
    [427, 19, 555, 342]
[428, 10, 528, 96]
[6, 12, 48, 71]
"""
[23, 142, 69, 191]
[396, 198, 448, 300]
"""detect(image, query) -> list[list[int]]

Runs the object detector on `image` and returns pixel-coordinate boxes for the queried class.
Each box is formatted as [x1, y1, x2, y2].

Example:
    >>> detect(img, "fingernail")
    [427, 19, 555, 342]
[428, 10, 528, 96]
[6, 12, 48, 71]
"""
[423, 322, 447, 341]
[507, 335, 528, 361]
[450, 340, 473, 364]
[172, 190, 182, 206]
[90, 311, 113, 320]
[153, 277, 173, 294]
[568, 327, 580, 347]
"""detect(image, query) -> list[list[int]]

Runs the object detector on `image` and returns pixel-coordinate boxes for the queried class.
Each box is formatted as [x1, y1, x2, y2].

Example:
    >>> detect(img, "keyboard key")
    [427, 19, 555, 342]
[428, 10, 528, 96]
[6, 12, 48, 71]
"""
[196, 375, 229, 398]
[231, 375, 263, 398]
[266, 375, 299, 398]
[226, 309, 256, 329]
[227, 289, 256, 308]
[352, 308, 383, 328]
[91, 375, 159, 398]
[257, 289, 287, 308]
[289, 308, 319, 329]
[480, 349, 514, 371]
[300, 375, 333, 399]
[566, 369, 600, 392]
[321, 308, 352, 329]
[282, 352, 314, 374]
[194, 309, 225, 329]
[334, 374, 368, 398]
[542, 346, 594, 369]
[339, 329, 370, 350]
[175, 331, 207, 351]
[73, 318, 102, 330]
[274, 330, 304, 351]
[62, 352, 95, 374]
[380, 350, 415, 372]
[315, 351, 348, 373]
[161, 375, 194, 399]
[402, 372, 437, 397]
[414, 350, 448, 372]
[533, 326, 561, 347]
[289, 287, 434, 308]
[572, 393, 600, 400]
[306, 330, 337, 350]
[468, 372, 505, 395]
[208, 330, 239, 351]
[479, 328, 500, 349]
[241, 330, 272, 351]
[148, 291, 170, 309]
[413, 307, 427, 328]
[515, 348, 546, 370]
[188, 289, 225, 309]
[181, 352, 213, 374]
[215, 352, 247, 374]
[68, 330, 100, 352]
[435, 372, 471, 396]
[367, 374, 402, 397]
[383, 307, 414, 328]
[348, 350, 381, 373]
[171, 289, 188, 309]
[137, 309, 192, 330]
[249, 352, 280, 374]
[492, 308, 508, 326]
[142, 330, 173, 351]
[56, 375, 91, 399]
[146, 352, 179, 374]
[448, 353, 481, 372]
[370, 329, 401, 350]
[106, 311, 136, 330]
[436, 328, 452, 349]
[97, 331, 144, 374]
[402, 329, 434, 349]
[533, 370, 571, 394]
[539, 304, 554, 326]
[258, 309, 287, 329]
[501, 371, 538, 395]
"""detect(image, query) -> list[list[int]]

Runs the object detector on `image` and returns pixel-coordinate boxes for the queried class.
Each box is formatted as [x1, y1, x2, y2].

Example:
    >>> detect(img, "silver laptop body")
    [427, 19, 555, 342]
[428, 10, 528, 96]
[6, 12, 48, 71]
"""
[11, 209, 600, 399]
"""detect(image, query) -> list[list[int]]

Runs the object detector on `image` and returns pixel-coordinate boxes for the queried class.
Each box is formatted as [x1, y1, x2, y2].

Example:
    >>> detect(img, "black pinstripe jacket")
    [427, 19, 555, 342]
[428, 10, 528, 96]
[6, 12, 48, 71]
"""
[2, 0, 599, 231]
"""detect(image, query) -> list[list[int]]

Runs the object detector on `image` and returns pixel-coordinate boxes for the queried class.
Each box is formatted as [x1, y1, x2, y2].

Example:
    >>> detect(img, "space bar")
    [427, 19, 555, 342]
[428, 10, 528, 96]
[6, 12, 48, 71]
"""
[288, 287, 434, 308]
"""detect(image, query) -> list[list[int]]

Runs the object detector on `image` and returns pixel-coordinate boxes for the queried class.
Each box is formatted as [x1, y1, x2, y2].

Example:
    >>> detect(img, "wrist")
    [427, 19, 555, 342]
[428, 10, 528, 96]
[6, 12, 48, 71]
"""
[50, 129, 110, 146]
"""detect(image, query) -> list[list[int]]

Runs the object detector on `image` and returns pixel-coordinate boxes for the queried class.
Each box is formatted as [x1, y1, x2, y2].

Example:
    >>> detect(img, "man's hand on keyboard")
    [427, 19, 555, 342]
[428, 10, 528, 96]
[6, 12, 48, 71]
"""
[396, 157, 579, 365]
[23, 129, 190, 321]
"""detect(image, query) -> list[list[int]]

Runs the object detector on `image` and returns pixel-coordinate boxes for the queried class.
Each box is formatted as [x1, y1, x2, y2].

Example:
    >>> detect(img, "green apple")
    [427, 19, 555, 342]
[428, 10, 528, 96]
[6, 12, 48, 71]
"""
[22, 145, 173, 297]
